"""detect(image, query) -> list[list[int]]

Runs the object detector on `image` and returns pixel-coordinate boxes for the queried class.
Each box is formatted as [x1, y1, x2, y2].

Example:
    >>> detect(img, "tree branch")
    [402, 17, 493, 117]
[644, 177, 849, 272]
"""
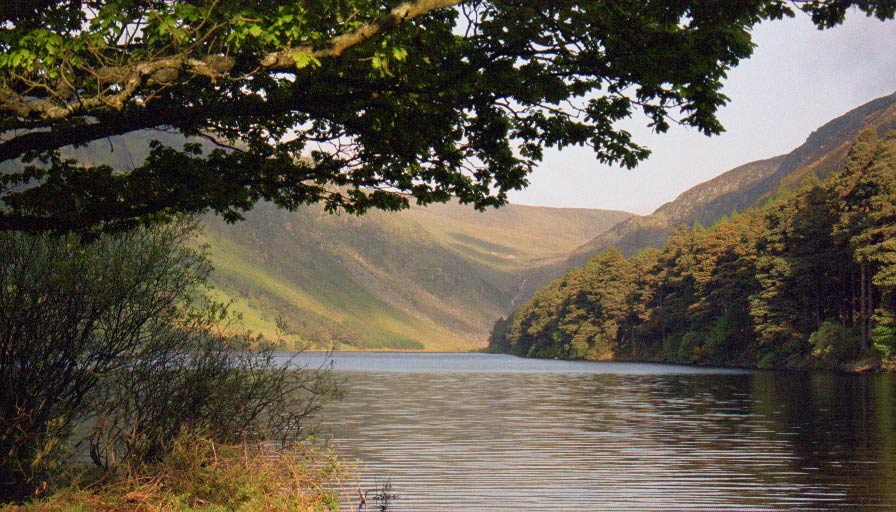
[260, 0, 464, 69]
[0, 0, 462, 123]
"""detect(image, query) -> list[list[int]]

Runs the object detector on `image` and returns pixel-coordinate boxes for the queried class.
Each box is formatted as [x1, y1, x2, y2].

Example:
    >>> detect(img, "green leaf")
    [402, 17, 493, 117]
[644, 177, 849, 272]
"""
[392, 47, 408, 62]
[292, 51, 320, 69]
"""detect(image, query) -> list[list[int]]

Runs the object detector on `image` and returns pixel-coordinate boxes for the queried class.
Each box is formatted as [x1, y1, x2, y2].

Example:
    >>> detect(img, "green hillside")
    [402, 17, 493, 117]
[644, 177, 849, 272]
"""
[493, 93, 896, 370]
[568, 91, 896, 262]
[201, 202, 631, 351]
[38, 130, 632, 351]
[491, 128, 896, 371]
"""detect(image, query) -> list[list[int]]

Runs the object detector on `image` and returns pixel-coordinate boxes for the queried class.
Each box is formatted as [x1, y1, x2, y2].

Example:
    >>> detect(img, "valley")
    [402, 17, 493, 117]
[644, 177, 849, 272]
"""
[202, 201, 631, 351]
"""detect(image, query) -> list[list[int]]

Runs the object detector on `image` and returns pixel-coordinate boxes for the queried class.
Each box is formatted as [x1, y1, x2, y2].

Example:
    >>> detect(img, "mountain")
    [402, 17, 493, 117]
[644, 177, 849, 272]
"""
[490, 128, 896, 370]
[9, 129, 629, 351]
[568, 91, 896, 263]
[201, 201, 631, 351]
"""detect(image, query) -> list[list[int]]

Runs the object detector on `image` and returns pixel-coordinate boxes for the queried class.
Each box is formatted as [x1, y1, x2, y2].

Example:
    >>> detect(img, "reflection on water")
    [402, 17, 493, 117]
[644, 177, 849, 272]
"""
[290, 353, 896, 511]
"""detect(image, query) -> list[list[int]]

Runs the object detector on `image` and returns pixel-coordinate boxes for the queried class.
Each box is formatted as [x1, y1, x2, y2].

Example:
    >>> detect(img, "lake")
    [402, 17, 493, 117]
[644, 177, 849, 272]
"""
[286, 352, 896, 511]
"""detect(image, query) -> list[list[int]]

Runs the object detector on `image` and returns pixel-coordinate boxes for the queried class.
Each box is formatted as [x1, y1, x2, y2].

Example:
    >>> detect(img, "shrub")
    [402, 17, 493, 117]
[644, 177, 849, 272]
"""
[757, 351, 780, 370]
[677, 331, 704, 364]
[661, 335, 679, 362]
[0, 222, 337, 502]
[703, 312, 736, 363]
[809, 320, 861, 368]
[872, 324, 896, 357]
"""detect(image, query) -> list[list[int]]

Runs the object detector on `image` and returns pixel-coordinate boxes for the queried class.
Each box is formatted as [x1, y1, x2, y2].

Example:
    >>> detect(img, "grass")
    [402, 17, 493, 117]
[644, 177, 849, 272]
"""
[5, 435, 350, 512]
[198, 202, 631, 352]
[202, 226, 468, 351]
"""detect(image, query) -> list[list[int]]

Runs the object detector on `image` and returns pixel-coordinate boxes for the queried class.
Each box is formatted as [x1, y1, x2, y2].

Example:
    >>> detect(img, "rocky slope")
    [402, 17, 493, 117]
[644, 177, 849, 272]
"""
[568, 91, 896, 262]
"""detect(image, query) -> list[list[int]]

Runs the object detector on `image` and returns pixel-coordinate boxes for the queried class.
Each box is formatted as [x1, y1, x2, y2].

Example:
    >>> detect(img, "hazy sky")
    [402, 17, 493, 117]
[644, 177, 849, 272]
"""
[508, 11, 896, 215]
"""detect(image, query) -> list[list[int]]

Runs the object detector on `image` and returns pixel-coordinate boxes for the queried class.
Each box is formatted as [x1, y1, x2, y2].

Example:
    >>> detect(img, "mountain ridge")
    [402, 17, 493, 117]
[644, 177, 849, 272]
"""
[568, 91, 896, 262]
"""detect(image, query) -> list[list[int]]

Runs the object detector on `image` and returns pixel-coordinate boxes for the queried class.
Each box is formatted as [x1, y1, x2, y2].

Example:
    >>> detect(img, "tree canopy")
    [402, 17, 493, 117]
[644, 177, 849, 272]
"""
[489, 130, 896, 370]
[0, 0, 892, 233]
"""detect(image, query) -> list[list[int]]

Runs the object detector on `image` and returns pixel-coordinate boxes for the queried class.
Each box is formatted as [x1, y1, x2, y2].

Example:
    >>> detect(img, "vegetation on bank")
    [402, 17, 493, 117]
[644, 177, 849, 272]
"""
[3, 435, 348, 512]
[0, 222, 339, 505]
[490, 130, 896, 371]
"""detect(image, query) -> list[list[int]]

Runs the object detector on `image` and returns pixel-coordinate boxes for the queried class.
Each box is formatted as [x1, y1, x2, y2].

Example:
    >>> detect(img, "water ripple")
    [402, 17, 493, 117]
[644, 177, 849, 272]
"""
[299, 354, 896, 511]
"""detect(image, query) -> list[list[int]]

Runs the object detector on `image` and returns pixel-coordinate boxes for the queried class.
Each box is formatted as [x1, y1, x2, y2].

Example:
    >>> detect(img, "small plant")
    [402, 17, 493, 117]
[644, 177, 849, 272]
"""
[677, 331, 705, 364]
[357, 479, 398, 512]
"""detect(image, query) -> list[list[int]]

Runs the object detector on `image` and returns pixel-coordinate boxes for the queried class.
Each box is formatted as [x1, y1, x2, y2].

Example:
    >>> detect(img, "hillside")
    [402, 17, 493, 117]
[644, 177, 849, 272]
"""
[568, 91, 896, 262]
[31, 130, 631, 351]
[490, 128, 896, 371]
[201, 201, 631, 351]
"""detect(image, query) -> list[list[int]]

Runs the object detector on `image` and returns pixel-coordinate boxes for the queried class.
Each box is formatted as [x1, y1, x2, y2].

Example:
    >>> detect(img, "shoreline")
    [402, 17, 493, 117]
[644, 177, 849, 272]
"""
[283, 349, 895, 373]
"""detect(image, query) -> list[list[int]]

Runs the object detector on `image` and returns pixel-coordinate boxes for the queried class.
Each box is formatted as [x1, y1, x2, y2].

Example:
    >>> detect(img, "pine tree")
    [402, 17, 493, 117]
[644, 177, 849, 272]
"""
[829, 129, 880, 350]
[491, 129, 896, 369]
[856, 134, 896, 360]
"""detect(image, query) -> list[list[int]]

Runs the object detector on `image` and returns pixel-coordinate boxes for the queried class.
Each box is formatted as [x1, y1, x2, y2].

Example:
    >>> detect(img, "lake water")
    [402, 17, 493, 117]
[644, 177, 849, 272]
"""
[286, 352, 896, 511]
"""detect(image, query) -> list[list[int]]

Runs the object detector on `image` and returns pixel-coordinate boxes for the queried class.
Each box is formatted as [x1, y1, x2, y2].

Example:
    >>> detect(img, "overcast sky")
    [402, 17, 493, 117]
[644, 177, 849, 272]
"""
[508, 11, 896, 215]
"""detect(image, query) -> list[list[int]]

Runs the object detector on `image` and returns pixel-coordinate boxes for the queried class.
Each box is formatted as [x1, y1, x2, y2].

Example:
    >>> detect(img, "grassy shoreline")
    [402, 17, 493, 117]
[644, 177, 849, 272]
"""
[4, 436, 350, 512]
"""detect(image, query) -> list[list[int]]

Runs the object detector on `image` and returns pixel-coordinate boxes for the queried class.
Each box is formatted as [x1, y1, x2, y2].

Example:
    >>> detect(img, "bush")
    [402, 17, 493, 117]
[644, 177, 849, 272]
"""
[757, 351, 781, 370]
[0, 223, 337, 502]
[487, 316, 511, 354]
[661, 335, 679, 362]
[703, 312, 736, 363]
[85, 327, 338, 471]
[872, 325, 896, 361]
[677, 331, 705, 364]
[809, 320, 861, 368]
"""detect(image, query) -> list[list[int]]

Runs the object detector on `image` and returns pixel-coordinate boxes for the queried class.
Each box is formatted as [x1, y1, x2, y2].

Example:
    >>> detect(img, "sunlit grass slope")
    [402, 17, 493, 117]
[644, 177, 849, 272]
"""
[201, 201, 631, 351]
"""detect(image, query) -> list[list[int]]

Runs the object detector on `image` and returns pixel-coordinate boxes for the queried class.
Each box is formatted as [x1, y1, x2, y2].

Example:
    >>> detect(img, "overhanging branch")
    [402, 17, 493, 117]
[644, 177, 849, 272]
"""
[260, 0, 464, 69]
[0, 0, 463, 123]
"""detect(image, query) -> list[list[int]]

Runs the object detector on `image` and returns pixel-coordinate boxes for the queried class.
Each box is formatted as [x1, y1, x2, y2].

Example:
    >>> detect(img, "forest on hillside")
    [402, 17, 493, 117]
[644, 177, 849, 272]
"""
[489, 130, 896, 371]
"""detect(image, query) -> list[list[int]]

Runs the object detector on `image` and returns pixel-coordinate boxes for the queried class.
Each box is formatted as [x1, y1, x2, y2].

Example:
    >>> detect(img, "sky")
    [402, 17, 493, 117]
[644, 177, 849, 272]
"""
[508, 10, 896, 215]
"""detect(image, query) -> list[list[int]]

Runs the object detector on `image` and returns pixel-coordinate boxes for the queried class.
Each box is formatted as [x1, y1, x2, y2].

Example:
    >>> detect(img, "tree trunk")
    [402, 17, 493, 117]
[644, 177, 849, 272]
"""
[852, 265, 859, 328]
[861, 261, 870, 352]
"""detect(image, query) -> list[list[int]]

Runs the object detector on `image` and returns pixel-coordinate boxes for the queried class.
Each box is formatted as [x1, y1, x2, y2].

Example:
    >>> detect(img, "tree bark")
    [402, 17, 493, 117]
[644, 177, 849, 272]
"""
[861, 261, 870, 352]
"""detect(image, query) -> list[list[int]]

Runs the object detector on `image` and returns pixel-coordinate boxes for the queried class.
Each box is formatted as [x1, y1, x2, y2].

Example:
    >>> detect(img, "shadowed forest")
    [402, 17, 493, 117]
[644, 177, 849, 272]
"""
[490, 130, 896, 371]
